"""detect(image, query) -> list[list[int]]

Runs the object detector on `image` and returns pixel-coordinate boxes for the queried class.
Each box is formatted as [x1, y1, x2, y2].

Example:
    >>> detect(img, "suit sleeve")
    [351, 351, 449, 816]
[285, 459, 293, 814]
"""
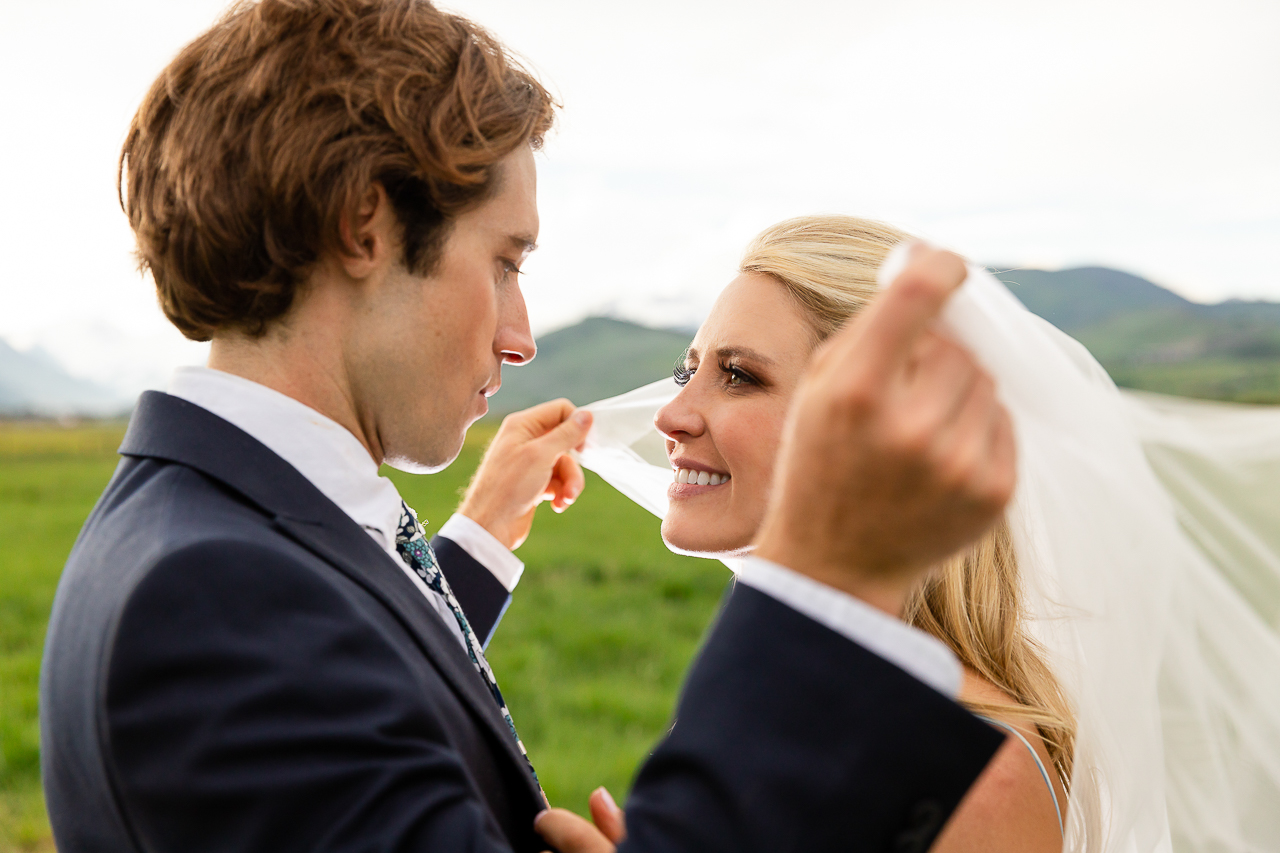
[105, 540, 516, 853]
[431, 535, 512, 648]
[620, 583, 1003, 853]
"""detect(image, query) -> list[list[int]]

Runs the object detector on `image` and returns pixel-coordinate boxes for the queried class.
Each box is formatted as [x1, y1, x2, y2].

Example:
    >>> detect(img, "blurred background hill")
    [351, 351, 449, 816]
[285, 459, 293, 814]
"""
[487, 317, 694, 415]
[996, 267, 1280, 404]
[0, 340, 130, 419]
[3, 265, 1279, 419]
[485, 266, 1280, 414]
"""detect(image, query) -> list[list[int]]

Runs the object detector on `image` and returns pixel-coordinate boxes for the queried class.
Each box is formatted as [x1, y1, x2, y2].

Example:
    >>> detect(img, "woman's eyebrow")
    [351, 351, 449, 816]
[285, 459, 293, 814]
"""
[713, 346, 776, 366]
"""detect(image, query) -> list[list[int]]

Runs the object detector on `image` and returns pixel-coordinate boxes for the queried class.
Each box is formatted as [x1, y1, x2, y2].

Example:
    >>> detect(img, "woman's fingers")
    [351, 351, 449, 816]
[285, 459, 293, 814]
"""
[588, 787, 626, 843]
[534, 808, 615, 853]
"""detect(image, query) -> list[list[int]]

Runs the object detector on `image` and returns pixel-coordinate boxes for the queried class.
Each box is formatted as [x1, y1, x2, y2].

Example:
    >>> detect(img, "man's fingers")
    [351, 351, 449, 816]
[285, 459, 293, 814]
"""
[982, 404, 1018, 509]
[506, 398, 579, 437]
[588, 787, 626, 844]
[534, 808, 616, 853]
[819, 246, 968, 385]
[550, 455, 585, 512]
[929, 366, 998, 489]
[532, 408, 593, 457]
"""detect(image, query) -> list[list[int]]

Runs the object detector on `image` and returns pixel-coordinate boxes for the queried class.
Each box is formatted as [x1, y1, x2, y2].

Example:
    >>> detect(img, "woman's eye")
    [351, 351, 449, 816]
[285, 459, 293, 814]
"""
[723, 364, 754, 388]
[673, 364, 695, 387]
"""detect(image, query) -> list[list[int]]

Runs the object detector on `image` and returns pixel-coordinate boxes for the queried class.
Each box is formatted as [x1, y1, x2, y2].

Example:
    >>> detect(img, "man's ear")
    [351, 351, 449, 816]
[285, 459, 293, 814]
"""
[336, 182, 397, 279]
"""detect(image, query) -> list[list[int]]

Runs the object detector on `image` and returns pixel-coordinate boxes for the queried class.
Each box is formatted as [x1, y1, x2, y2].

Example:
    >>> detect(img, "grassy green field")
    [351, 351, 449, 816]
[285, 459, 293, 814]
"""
[0, 420, 726, 852]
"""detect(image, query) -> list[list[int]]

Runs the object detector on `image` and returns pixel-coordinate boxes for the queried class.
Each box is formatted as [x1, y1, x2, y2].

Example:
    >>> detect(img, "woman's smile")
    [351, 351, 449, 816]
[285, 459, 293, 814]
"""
[669, 463, 733, 498]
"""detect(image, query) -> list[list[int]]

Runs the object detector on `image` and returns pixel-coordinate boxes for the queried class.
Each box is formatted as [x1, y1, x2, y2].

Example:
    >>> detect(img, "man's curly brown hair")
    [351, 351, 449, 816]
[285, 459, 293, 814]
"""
[120, 0, 557, 341]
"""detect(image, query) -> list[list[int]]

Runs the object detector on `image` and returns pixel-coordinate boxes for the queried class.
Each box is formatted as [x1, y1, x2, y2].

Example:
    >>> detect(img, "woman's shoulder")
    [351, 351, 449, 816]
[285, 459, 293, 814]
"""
[926, 669, 1065, 853]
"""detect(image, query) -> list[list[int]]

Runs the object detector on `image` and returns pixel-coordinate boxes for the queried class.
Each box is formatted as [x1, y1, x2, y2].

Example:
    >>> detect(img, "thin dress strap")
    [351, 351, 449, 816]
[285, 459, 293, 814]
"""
[977, 715, 1064, 837]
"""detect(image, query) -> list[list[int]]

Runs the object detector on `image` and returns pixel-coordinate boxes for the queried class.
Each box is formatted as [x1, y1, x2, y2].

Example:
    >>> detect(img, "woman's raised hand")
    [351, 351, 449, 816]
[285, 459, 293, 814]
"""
[458, 399, 593, 550]
[753, 245, 1016, 616]
[533, 786, 626, 853]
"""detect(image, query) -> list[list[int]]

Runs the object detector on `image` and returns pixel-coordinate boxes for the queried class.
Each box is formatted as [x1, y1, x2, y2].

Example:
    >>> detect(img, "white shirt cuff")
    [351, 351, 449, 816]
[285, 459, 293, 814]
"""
[436, 513, 525, 592]
[735, 556, 962, 698]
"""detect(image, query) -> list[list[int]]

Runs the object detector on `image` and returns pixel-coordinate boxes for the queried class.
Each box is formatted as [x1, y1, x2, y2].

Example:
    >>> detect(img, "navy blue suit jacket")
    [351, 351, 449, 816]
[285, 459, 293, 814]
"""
[40, 391, 1001, 852]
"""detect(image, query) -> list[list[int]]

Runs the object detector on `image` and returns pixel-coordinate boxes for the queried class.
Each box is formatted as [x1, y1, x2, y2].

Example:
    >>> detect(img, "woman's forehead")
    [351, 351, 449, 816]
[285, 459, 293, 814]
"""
[691, 273, 814, 363]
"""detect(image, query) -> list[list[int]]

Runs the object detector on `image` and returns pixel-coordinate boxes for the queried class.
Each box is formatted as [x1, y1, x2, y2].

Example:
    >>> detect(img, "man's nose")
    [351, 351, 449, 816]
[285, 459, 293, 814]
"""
[497, 286, 536, 365]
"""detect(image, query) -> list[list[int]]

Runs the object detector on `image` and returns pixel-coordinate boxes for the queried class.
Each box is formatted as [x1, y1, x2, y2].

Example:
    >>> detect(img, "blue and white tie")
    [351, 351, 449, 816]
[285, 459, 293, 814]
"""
[394, 502, 542, 794]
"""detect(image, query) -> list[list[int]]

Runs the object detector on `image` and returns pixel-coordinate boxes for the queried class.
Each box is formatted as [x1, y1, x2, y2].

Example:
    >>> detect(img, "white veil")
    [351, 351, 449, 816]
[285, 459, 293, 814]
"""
[573, 259, 1280, 852]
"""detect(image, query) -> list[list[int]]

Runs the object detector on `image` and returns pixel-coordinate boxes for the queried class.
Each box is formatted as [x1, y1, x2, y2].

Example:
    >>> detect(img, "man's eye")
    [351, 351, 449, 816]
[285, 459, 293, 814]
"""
[499, 260, 522, 283]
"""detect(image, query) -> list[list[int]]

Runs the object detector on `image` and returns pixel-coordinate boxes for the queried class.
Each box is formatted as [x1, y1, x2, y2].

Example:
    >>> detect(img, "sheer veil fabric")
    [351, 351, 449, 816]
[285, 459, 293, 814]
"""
[573, 251, 1280, 852]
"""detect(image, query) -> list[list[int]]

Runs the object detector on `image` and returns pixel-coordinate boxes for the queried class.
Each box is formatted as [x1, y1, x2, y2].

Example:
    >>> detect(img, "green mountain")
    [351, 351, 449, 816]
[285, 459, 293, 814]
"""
[995, 267, 1280, 403]
[488, 317, 691, 415]
[490, 270, 1280, 417]
[991, 267, 1191, 330]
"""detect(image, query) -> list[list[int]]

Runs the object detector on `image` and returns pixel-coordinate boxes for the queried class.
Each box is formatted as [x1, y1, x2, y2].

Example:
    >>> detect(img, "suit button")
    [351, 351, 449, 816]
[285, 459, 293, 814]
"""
[893, 800, 945, 853]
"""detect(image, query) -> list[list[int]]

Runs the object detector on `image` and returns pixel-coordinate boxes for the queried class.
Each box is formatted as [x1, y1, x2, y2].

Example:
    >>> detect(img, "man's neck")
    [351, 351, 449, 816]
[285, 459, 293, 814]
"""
[207, 327, 383, 465]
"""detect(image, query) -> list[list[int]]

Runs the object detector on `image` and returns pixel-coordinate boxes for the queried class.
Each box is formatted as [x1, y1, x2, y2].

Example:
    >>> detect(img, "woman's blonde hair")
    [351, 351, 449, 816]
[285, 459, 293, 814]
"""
[741, 214, 1076, 788]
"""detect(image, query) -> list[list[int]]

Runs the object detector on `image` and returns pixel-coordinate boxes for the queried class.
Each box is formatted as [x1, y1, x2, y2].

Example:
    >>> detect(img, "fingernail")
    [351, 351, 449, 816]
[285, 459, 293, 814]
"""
[876, 241, 917, 290]
[573, 410, 592, 426]
[533, 808, 548, 827]
[599, 786, 618, 813]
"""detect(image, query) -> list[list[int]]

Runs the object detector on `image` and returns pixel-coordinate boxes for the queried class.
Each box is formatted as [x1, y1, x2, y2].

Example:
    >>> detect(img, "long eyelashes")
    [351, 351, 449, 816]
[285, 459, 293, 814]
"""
[498, 259, 523, 285]
[672, 362, 757, 389]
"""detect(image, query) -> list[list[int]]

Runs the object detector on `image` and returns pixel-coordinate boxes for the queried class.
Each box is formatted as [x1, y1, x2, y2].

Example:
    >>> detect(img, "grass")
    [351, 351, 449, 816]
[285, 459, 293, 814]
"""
[0, 420, 726, 851]
[1106, 359, 1280, 405]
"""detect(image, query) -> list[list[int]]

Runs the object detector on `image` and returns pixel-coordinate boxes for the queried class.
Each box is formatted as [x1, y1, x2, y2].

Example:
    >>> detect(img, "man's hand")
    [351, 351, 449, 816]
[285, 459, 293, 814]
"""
[535, 787, 626, 853]
[458, 399, 593, 550]
[753, 245, 1016, 616]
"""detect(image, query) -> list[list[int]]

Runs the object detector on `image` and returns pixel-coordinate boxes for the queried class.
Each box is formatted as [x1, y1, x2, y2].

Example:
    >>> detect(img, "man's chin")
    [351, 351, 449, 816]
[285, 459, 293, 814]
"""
[383, 428, 466, 475]
[382, 398, 483, 475]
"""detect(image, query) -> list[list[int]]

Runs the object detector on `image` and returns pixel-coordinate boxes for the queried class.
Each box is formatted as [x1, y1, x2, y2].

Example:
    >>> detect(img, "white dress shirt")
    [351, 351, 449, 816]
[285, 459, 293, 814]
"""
[167, 367, 522, 648]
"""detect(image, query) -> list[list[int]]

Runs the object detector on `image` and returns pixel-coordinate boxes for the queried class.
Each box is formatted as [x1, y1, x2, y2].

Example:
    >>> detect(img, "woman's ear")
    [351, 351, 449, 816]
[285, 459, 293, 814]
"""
[336, 182, 396, 279]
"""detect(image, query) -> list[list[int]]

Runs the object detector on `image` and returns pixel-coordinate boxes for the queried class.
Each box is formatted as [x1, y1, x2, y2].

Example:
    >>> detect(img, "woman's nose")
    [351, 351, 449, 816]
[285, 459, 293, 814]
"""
[655, 384, 705, 441]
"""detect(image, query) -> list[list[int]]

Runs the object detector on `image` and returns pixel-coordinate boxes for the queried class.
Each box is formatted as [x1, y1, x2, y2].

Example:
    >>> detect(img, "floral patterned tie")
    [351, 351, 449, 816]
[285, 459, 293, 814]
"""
[394, 501, 542, 795]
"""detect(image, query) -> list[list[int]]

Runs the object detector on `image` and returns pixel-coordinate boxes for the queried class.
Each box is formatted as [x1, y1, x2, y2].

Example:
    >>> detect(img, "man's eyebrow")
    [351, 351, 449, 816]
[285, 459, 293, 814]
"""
[506, 234, 538, 255]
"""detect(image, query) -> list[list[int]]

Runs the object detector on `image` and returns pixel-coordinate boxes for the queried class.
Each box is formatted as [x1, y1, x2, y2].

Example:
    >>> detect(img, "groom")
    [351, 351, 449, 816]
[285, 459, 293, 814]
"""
[41, 2, 1012, 852]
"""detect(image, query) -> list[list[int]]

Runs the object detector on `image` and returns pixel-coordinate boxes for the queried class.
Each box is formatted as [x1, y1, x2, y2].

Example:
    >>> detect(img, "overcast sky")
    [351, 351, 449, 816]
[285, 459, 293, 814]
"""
[2, 0, 1277, 394]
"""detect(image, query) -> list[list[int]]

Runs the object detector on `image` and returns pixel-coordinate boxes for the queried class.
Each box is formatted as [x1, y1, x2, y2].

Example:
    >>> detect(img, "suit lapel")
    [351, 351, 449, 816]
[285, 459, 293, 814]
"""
[119, 392, 543, 806]
[272, 513, 541, 797]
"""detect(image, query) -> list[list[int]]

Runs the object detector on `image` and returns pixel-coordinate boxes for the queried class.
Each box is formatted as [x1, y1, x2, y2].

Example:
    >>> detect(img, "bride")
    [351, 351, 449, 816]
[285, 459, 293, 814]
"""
[655, 216, 1067, 852]
[575, 215, 1280, 851]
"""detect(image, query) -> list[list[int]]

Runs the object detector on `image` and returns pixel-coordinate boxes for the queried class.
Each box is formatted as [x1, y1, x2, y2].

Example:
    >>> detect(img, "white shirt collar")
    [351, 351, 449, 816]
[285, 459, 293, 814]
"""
[166, 366, 407, 550]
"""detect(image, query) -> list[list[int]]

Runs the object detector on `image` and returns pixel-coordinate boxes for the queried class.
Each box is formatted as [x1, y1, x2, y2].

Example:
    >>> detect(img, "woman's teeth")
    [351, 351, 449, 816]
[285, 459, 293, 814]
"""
[674, 468, 730, 486]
